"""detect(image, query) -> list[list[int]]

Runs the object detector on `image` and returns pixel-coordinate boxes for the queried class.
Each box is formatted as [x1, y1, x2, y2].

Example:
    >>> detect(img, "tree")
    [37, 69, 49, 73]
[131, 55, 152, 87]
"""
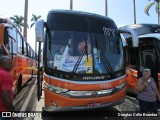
[30, 14, 41, 28]
[133, 0, 136, 24]
[23, 0, 28, 39]
[10, 15, 24, 32]
[144, 0, 159, 16]
[70, 0, 73, 10]
[105, 0, 108, 16]
[30, 14, 41, 56]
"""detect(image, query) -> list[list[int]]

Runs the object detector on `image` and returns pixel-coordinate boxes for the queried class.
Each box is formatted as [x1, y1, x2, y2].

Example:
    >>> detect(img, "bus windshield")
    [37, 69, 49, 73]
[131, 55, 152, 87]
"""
[46, 13, 124, 74]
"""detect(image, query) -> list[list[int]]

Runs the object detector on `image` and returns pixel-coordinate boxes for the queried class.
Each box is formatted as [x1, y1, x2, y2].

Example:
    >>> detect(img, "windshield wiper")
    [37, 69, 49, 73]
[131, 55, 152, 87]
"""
[71, 36, 89, 76]
[99, 48, 115, 77]
[84, 36, 89, 61]
[71, 46, 85, 77]
[95, 36, 115, 77]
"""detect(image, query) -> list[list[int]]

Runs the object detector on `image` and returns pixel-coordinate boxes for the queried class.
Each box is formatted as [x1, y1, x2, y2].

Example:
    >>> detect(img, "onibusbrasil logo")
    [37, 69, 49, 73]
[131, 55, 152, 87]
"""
[1, 112, 42, 118]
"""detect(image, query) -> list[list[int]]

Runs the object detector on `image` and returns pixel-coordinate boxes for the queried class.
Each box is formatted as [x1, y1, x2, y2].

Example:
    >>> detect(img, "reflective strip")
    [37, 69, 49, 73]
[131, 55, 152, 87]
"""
[44, 73, 126, 85]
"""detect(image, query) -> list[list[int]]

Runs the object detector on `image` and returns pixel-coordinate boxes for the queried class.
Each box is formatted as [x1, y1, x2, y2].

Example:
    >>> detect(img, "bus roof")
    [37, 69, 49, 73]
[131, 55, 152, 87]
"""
[139, 33, 160, 40]
[0, 17, 13, 24]
[0, 18, 7, 23]
[48, 9, 114, 22]
[120, 24, 160, 36]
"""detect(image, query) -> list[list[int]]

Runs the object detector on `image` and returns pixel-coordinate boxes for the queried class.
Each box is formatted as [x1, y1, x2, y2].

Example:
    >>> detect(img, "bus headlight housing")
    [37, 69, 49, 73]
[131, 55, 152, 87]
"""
[44, 82, 69, 94]
[115, 82, 126, 90]
[44, 82, 126, 98]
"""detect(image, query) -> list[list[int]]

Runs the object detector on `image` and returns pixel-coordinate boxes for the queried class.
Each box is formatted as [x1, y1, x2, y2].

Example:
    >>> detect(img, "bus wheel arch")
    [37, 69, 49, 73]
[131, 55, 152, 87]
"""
[17, 74, 22, 93]
[14, 74, 22, 97]
[30, 69, 33, 79]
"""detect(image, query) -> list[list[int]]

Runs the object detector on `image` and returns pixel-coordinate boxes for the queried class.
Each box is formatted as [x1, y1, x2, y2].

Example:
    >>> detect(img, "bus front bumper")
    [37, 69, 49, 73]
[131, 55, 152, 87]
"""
[43, 98, 125, 111]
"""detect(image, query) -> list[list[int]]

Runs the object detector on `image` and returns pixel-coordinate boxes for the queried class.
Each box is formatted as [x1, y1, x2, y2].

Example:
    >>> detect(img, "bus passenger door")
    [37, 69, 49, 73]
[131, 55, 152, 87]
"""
[139, 38, 158, 88]
[125, 46, 138, 93]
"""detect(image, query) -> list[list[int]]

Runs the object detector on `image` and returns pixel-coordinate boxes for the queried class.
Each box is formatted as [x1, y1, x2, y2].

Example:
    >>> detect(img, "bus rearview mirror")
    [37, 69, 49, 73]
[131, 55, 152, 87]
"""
[35, 19, 45, 42]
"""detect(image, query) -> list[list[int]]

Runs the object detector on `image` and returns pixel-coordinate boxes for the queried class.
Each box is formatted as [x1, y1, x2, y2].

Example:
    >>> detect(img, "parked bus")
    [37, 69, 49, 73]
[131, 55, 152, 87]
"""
[0, 17, 37, 95]
[35, 10, 138, 111]
[120, 24, 160, 94]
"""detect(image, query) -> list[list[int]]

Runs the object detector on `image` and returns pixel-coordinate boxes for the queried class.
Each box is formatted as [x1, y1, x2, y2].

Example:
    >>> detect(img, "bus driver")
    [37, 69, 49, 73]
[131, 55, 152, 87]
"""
[77, 40, 91, 55]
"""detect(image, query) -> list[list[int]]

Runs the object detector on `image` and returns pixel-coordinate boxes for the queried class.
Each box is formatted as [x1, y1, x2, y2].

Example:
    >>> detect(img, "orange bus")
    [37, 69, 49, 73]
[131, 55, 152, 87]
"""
[0, 17, 37, 96]
[120, 24, 160, 94]
[35, 10, 138, 111]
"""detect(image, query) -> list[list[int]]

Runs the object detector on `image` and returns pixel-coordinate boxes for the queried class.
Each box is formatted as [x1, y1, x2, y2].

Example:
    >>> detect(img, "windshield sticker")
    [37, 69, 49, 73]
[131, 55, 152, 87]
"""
[54, 54, 86, 72]
[62, 55, 86, 72]
[85, 57, 93, 73]
[86, 66, 92, 73]
[54, 55, 63, 69]
[103, 27, 115, 36]
[54, 45, 93, 73]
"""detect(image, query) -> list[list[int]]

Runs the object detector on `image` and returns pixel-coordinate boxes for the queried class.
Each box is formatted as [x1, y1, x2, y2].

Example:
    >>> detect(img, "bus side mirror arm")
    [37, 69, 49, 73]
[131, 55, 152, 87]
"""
[35, 19, 45, 100]
[120, 34, 128, 47]
[119, 28, 139, 47]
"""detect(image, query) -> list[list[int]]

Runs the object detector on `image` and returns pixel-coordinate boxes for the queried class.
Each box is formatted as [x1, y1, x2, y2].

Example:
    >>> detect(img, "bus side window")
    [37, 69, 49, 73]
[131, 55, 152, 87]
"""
[0, 46, 5, 57]
[23, 40, 27, 56]
[6, 27, 17, 55]
[17, 33, 23, 54]
[125, 47, 136, 69]
[32, 51, 35, 59]
[5, 37, 16, 55]
[5, 38, 10, 52]
[4, 28, 9, 46]
[26, 43, 29, 57]
[12, 38, 17, 54]
[28, 46, 31, 58]
[31, 49, 33, 59]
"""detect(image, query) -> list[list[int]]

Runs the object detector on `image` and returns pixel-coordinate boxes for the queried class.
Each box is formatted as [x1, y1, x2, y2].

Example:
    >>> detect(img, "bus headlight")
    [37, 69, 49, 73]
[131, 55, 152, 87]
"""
[44, 82, 69, 94]
[44, 82, 126, 98]
[115, 82, 126, 90]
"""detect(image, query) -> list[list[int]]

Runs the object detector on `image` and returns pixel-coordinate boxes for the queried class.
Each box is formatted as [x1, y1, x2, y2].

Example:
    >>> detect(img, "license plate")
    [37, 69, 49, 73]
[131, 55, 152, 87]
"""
[87, 102, 101, 107]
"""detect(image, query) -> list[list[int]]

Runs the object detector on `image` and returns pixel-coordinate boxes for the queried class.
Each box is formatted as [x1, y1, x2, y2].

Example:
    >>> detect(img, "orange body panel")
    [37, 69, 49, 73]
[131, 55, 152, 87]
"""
[44, 74, 125, 91]
[44, 88, 126, 107]
[126, 67, 138, 89]
[44, 74, 126, 109]
[11, 55, 37, 92]
[0, 24, 4, 44]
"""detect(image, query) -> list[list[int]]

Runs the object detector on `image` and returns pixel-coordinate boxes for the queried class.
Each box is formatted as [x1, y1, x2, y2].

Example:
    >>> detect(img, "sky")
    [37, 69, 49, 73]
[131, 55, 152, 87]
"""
[0, 0, 158, 50]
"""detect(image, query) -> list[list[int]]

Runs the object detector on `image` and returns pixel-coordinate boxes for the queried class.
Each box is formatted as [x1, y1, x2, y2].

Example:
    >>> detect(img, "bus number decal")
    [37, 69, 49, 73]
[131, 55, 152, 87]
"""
[100, 83, 111, 89]
[103, 27, 115, 36]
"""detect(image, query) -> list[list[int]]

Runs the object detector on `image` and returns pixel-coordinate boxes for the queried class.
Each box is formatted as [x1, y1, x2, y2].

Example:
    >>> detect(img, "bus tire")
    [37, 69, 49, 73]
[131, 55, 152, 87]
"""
[14, 74, 22, 97]
[17, 74, 22, 93]
[30, 69, 33, 79]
